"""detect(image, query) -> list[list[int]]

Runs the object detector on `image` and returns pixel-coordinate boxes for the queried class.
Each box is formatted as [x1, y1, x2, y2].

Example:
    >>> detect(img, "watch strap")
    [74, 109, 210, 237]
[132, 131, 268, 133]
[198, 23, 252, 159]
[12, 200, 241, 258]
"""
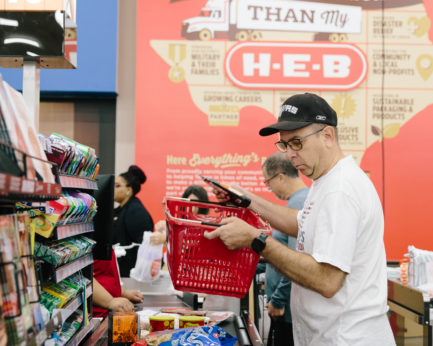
[252, 232, 268, 254]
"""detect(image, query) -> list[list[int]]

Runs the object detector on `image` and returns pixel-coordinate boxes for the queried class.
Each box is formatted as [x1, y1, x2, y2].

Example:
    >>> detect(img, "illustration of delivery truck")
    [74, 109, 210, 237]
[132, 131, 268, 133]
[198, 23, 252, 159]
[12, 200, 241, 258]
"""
[181, 0, 361, 41]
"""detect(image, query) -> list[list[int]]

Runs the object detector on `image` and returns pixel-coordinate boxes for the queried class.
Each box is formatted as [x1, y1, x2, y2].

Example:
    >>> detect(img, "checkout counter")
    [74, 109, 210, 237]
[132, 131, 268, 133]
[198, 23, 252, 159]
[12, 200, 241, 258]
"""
[83, 273, 263, 345]
[388, 278, 433, 346]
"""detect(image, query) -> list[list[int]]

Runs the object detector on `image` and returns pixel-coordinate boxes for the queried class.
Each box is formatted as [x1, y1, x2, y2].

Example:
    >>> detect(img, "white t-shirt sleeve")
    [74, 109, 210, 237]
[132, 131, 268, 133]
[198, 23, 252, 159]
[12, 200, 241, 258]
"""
[311, 191, 359, 274]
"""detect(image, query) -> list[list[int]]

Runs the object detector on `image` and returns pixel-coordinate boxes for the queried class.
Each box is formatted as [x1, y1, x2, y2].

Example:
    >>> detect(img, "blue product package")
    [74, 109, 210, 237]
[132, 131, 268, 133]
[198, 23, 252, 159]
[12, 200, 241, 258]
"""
[159, 325, 237, 346]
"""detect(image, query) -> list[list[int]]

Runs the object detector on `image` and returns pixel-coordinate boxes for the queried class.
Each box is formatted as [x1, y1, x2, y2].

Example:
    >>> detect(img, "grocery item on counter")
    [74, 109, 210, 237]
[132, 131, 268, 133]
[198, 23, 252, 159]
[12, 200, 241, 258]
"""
[159, 308, 206, 317]
[144, 325, 237, 346]
[149, 316, 174, 332]
[178, 316, 205, 329]
[131, 340, 148, 346]
[108, 311, 139, 346]
[136, 308, 235, 336]
[206, 311, 234, 325]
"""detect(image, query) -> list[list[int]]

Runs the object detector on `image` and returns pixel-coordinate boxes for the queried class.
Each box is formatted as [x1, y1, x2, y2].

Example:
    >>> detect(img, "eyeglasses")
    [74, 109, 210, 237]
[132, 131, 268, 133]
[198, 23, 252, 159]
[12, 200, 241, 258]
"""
[263, 172, 281, 186]
[274, 127, 325, 152]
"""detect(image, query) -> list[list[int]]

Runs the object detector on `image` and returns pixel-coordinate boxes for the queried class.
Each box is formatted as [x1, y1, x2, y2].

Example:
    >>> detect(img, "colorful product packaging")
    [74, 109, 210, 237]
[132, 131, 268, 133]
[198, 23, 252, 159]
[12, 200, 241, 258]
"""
[109, 311, 139, 346]
[47, 133, 99, 179]
[144, 325, 237, 346]
[178, 316, 205, 329]
[149, 316, 174, 332]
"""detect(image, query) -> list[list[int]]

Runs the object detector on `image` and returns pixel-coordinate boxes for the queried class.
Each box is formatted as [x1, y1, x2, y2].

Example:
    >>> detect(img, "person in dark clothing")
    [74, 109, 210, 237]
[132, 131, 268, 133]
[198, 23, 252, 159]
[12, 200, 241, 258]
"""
[154, 184, 210, 234]
[181, 184, 210, 215]
[113, 165, 154, 277]
[261, 153, 308, 346]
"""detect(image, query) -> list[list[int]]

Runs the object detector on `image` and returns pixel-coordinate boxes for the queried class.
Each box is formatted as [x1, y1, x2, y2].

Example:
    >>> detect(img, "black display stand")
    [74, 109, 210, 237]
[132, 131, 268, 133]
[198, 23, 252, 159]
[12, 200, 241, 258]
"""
[0, 142, 61, 345]
[34, 173, 99, 345]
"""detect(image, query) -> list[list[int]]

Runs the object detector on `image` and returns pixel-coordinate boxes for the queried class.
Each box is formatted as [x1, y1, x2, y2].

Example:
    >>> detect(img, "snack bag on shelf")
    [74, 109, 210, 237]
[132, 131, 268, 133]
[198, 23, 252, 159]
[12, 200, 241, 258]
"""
[40, 291, 63, 315]
[49, 133, 98, 178]
[30, 208, 61, 238]
[39, 134, 68, 169]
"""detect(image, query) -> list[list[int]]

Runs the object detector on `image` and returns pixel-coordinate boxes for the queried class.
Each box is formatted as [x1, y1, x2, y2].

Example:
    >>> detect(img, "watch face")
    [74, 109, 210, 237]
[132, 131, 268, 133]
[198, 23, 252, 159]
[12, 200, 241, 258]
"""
[252, 233, 267, 253]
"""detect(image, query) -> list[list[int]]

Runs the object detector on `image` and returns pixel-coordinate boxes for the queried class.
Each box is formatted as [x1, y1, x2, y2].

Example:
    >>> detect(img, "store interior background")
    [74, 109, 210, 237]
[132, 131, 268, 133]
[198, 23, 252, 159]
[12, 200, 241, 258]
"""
[1, 0, 433, 261]
[0, 0, 136, 176]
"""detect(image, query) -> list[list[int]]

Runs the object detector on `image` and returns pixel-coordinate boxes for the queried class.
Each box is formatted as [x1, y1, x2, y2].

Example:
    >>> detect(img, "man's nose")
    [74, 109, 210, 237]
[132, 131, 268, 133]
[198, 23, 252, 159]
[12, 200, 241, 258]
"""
[284, 147, 297, 160]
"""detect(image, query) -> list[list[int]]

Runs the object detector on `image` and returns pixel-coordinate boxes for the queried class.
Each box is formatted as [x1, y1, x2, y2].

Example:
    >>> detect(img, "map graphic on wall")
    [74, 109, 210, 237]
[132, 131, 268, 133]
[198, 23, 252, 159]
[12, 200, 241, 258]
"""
[136, 0, 433, 259]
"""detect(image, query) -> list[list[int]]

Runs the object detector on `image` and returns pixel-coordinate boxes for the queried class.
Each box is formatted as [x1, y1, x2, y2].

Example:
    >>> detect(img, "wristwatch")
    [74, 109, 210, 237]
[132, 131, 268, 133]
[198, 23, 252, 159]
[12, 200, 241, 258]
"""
[251, 232, 268, 254]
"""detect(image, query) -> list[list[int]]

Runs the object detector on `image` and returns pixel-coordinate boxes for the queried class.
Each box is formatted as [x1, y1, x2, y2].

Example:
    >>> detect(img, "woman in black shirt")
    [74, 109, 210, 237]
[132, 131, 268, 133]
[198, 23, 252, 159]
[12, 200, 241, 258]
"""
[113, 165, 154, 277]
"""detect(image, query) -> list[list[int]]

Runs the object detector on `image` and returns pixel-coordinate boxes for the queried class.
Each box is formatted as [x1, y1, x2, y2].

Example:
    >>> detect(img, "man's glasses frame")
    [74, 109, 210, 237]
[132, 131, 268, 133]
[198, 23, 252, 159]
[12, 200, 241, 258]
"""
[263, 172, 281, 186]
[274, 126, 325, 152]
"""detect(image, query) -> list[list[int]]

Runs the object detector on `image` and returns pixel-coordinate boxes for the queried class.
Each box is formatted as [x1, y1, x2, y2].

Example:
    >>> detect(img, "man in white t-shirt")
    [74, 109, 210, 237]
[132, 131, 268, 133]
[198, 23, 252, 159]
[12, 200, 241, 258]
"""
[205, 93, 395, 345]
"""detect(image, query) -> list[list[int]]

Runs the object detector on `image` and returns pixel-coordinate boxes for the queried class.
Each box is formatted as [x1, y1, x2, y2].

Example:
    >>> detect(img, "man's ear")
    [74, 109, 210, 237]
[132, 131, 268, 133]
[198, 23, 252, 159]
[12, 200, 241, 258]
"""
[322, 126, 336, 146]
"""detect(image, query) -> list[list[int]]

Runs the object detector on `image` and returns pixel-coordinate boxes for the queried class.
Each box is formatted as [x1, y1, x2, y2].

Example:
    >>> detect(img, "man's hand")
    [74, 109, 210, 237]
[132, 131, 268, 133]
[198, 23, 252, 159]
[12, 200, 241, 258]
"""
[210, 183, 249, 205]
[122, 289, 143, 303]
[107, 297, 135, 312]
[204, 217, 261, 250]
[266, 302, 285, 319]
[210, 184, 231, 204]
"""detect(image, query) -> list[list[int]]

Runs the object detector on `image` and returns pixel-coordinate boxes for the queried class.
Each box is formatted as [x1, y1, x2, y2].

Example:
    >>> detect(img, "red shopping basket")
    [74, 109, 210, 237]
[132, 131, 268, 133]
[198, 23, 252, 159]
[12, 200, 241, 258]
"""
[163, 197, 271, 298]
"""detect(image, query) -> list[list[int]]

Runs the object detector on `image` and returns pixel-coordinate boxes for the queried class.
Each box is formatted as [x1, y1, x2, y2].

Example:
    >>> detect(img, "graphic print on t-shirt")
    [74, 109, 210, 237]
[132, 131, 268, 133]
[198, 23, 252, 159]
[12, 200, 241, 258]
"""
[297, 202, 313, 252]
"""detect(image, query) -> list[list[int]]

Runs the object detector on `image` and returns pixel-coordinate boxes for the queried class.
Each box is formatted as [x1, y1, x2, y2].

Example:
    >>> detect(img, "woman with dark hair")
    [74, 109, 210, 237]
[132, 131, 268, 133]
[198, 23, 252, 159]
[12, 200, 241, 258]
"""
[113, 165, 154, 277]
[154, 184, 210, 236]
[181, 184, 209, 215]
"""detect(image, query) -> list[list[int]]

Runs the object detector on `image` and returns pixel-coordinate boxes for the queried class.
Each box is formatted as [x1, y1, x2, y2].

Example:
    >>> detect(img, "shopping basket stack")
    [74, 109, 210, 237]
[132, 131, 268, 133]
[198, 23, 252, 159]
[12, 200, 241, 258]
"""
[163, 197, 271, 298]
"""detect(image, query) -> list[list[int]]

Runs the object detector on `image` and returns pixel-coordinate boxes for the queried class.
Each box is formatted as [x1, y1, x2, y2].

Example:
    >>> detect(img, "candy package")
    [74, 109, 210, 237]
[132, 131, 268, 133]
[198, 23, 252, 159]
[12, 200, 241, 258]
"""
[145, 325, 237, 346]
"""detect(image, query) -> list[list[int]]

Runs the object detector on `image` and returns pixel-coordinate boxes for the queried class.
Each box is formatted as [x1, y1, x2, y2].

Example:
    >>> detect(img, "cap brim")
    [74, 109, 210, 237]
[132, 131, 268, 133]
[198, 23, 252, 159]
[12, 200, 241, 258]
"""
[259, 121, 312, 136]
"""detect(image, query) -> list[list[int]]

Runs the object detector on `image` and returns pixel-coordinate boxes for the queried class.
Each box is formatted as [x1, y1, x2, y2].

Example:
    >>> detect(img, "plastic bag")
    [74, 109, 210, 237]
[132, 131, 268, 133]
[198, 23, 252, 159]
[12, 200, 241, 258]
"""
[130, 232, 163, 282]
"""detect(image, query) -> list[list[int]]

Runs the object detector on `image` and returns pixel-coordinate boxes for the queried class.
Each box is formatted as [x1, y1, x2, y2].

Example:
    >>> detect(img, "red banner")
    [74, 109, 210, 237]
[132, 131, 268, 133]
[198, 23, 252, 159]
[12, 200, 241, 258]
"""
[136, 0, 433, 259]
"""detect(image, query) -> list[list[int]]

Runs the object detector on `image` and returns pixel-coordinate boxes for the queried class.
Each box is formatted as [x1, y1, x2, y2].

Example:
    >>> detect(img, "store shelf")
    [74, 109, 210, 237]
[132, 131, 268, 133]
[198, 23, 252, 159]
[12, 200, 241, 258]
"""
[59, 175, 98, 190]
[59, 284, 93, 323]
[34, 285, 93, 346]
[55, 222, 94, 240]
[35, 310, 63, 346]
[0, 56, 76, 69]
[43, 254, 93, 284]
[66, 318, 99, 346]
[0, 172, 61, 201]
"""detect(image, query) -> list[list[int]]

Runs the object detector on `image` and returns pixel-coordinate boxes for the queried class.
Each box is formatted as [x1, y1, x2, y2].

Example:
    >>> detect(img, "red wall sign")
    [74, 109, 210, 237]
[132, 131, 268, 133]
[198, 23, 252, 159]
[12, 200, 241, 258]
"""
[137, 0, 433, 260]
[225, 42, 367, 90]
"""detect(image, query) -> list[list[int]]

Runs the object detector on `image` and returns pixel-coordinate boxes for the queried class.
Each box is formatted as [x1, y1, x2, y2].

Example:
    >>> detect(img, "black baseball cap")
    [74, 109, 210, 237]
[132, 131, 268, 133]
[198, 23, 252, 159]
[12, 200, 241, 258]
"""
[259, 93, 338, 136]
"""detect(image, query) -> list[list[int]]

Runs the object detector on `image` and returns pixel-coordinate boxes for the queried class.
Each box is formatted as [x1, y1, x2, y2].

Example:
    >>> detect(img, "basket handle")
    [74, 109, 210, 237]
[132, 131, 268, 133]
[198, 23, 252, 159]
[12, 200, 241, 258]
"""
[167, 216, 223, 229]
[201, 221, 223, 227]
[164, 196, 243, 210]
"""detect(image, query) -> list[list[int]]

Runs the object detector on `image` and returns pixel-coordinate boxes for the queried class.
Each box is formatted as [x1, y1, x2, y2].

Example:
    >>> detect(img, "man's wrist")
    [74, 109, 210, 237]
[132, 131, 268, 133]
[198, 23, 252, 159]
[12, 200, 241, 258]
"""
[251, 231, 268, 254]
